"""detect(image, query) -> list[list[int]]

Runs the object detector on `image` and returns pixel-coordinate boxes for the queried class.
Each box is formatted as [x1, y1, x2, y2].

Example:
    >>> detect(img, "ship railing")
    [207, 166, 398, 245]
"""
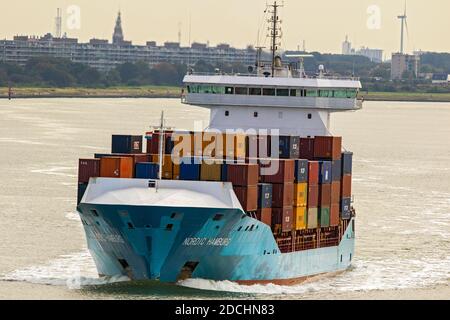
[185, 71, 360, 81]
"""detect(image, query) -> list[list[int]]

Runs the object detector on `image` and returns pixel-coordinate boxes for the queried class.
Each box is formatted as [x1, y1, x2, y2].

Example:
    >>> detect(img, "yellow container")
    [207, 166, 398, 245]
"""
[200, 161, 222, 181]
[223, 133, 247, 159]
[294, 206, 308, 231]
[294, 183, 308, 207]
[152, 154, 173, 179]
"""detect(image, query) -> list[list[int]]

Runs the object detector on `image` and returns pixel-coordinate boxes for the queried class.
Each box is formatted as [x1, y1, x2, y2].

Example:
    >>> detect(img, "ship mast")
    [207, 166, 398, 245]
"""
[267, 1, 283, 77]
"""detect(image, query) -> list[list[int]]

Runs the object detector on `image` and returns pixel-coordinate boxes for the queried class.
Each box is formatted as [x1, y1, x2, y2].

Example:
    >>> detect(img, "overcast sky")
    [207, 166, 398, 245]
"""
[1, 0, 449, 56]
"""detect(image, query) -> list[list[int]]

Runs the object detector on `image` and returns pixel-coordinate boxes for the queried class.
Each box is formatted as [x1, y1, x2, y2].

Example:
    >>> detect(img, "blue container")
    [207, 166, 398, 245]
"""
[342, 152, 353, 175]
[278, 136, 300, 159]
[319, 161, 332, 184]
[294, 159, 309, 183]
[135, 162, 159, 179]
[258, 183, 273, 209]
[331, 159, 342, 181]
[221, 163, 228, 181]
[77, 183, 88, 205]
[341, 197, 352, 220]
[180, 158, 201, 180]
[112, 135, 143, 154]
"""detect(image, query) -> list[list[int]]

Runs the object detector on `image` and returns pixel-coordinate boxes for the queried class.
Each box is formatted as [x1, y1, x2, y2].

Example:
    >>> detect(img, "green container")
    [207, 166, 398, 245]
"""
[307, 208, 318, 229]
[319, 207, 330, 227]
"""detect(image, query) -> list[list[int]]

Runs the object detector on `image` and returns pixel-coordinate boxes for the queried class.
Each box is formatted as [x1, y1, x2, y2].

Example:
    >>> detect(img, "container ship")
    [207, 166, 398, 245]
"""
[76, 2, 362, 285]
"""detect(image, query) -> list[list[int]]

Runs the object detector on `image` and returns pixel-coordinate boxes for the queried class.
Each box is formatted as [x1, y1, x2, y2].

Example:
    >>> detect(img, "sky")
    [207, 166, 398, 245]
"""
[0, 0, 449, 57]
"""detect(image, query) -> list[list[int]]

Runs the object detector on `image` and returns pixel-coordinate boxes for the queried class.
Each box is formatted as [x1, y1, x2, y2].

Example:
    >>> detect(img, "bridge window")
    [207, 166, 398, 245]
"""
[306, 89, 318, 97]
[254, 112, 258, 118]
[225, 87, 234, 94]
[249, 87, 262, 95]
[308, 113, 312, 119]
[347, 89, 357, 98]
[235, 87, 248, 95]
[212, 86, 225, 94]
[289, 89, 297, 97]
[225, 110, 230, 116]
[263, 88, 275, 96]
[276, 89, 289, 96]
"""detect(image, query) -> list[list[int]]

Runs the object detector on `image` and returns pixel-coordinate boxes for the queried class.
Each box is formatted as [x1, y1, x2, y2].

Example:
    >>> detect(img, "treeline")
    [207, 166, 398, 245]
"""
[0, 57, 250, 88]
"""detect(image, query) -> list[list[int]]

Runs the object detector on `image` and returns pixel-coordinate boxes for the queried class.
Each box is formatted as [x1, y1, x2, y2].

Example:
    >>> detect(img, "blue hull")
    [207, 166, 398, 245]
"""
[77, 202, 355, 284]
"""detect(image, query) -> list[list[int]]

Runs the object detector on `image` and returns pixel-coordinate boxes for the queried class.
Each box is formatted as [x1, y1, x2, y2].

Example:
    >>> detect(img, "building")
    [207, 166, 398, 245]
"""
[390, 53, 420, 80]
[341, 36, 383, 63]
[431, 73, 450, 84]
[0, 13, 256, 72]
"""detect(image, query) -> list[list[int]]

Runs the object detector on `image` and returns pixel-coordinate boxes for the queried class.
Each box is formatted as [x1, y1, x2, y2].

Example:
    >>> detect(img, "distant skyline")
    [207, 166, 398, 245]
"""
[1, 0, 450, 57]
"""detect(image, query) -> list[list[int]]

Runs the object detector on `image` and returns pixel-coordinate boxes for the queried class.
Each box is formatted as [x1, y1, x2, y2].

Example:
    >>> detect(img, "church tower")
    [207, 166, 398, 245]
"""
[112, 11, 124, 45]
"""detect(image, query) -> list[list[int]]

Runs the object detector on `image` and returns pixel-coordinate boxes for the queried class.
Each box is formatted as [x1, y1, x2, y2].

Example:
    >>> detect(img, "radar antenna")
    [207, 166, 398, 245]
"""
[266, 1, 283, 77]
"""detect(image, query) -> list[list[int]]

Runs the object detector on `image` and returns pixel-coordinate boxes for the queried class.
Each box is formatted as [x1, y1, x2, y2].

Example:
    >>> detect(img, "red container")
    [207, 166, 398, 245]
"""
[341, 174, 352, 198]
[314, 136, 342, 160]
[148, 131, 174, 154]
[260, 159, 295, 184]
[78, 159, 100, 183]
[331, 181, 341, 204]
[308, 161, 319, 185]
[233, 185, 258, 212]
[272, 182, 294, 208]
[272, 207, 293, 233]
[100, 157, 133, 178]
[308, 184, 319, 208]
[299, 137, 315, 159]
[330, 204, 340, 226]
[256, 208, 272, 226]
[320, 183, 332, 207]
[227, 164, 259, 186]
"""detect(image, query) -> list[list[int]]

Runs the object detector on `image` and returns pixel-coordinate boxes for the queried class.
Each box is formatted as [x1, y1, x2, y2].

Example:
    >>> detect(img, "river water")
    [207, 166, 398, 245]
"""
[0, 98, 448, 300]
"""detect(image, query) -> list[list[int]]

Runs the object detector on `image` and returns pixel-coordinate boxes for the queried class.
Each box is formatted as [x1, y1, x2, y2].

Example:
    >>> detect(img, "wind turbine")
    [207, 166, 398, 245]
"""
[397, 1, 409, 54]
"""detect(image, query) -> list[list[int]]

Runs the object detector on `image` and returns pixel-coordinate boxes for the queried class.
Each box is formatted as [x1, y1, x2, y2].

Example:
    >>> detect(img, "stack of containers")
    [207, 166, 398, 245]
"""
[227, 164, 259, 212]
[261, 159, 295, 234]
[341, 152, 353, 220]
[307, 161, 319, 229]
[314, 136, 342, 228]
[77, 159, 100, 204]
[257, 183, 272, 226]
[293, 160, 309, 231]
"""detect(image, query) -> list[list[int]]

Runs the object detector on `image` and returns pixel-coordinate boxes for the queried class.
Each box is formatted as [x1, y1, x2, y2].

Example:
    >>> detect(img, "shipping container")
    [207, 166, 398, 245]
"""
[227, 163, 259, 186]
[171, 131, 195, 158]
[200, 161, 222, 181]
[78, 159, 100, 183]
[278, 136, 300, 159]
[112, 135, 143, 154]
[258, 183, 273, 209]
[294, 159, 309, 183]
[202, 132, 223, 158]
[299, 137, 315, 159]
[342, 152, 353, 174]
[293, 206, 307, 231]
[319, 183, 332, 207]
[245, 135, 258, 158]
[272, 182, 294, 208]
[179, 158, 201, 180]
[173, 163, 180, 180]
[319, 207, 330, 227]
[307, 208, 318, 229]
[331, 181, 341, 204]
[341, 198, 352, 220]
[233, 185, 258, 212]
[319, 161, 332, 184]
[331, 159, 342, 181]
[272, 207, 293, 233]
[100, 157, 133, 178]
[152, 154, 174, 179]
[307, 184, 319, 208]
[294, 183, 308, 207]
[308, 161, 319, 185]
[330, 204, 340, 227]
[314, 136, 342, 160]
[77, 183, 88, 205]
[226, 133, 247, 160]
[148, 131, 174, 155]
[135, 162, 159, 179]
[260, 159, 295, 184]
[256, 208, 272, 226]
[341, 174, 352, 198]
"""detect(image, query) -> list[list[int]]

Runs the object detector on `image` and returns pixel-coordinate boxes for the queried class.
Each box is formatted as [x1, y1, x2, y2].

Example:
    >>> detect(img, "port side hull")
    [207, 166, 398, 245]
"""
[77, 203, 355, 284]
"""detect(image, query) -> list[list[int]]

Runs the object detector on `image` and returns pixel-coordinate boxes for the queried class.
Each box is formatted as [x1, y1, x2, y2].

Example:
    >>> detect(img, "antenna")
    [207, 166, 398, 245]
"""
[178, 22, 182, 44]
[55, 8, 62, 38]
[397, 1, 408, 54]
[266, 1, 283, 77]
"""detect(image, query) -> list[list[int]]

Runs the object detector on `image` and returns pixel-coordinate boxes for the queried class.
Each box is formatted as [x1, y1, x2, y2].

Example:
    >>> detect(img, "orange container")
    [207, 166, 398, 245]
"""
[172, 131, 195, 158]
[152, 154, 174, 179]
[331, 181, 341, 204]
[330, 204, 340, 226]
[203, 132, 224, 158]
[341, 174, 352, 198]
[224, 133, 247, 160]
[100, 157, 133, 178]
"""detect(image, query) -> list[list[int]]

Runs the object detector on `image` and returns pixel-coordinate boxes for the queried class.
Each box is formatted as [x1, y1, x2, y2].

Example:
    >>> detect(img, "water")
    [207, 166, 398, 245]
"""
[0, 98, 449, 300]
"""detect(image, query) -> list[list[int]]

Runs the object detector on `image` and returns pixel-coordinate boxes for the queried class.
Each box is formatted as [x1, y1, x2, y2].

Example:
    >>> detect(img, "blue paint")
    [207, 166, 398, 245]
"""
[77, 202, 355, 282]
[111, 135, 143, 154]
[294, 159, 309, 183]
[135, 163, 159, 179]
[319, 161, 332, 184]
[278, 136, 300, 159]
[180, 158, 201, 180]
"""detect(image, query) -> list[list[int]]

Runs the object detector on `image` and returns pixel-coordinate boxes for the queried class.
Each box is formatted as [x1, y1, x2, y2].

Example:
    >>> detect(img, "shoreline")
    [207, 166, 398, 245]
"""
[1, 87, 450, 103]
